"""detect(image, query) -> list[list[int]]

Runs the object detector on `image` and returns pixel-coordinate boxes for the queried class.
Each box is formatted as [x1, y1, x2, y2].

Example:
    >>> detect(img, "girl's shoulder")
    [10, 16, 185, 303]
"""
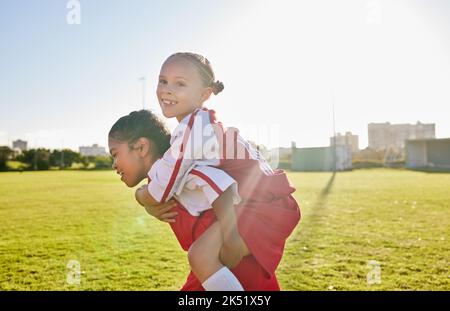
[170, 107, 222, 143]
[178, 107, 221, 130]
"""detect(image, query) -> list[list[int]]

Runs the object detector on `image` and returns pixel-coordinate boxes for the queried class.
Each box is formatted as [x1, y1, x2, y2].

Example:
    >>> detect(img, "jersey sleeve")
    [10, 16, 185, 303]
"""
[147, 109, 221, 203]
[186, 166, 241, 206]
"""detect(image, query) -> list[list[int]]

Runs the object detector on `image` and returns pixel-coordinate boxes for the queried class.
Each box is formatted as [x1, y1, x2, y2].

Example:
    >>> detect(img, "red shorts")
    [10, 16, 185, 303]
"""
[169, 170, 300, 291]
[170, 205, 281, 291]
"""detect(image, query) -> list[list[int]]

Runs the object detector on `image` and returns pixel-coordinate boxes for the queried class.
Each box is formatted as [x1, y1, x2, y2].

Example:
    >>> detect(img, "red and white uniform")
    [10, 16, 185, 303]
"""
[150, 165, 241, 217]
[147, 108, 221, 204]
[147, 108, 273, 204]
[148, 107, 301, 291]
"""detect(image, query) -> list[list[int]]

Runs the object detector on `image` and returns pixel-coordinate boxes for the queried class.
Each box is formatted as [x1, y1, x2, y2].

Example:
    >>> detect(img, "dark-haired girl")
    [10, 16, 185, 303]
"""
[111, 52, 300, 290]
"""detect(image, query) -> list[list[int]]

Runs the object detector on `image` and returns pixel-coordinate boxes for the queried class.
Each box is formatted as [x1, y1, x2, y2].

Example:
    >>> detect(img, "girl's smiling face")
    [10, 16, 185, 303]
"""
[108, 137, 150, 187]
[157, 56, 212, 122]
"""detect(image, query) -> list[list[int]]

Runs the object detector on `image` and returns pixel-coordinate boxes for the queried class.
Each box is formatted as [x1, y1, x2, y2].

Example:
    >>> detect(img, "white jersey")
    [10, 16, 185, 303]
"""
[148, 165, 241, 216]
[147, 107, 273, 208]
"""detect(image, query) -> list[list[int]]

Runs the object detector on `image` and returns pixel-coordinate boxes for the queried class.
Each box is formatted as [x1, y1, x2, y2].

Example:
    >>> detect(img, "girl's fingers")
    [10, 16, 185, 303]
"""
[147, 201, 177, 217]
[160, 203, 178, 213]
[161, 212, 178, 220]
[166, 199, 177, 206]
[165, 201, 178, 207]
[166, 212, 179, 218]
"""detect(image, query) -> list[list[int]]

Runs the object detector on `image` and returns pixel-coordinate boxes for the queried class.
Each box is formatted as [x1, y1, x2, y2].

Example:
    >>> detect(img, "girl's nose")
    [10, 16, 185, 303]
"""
[165, 87, 173, 95]
[160, 83, 173, 95]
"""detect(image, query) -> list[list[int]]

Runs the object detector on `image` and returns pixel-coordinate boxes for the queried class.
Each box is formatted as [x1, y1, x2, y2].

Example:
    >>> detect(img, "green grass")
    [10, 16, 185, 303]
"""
[279, 169, 450, 290]
[5, 161, 29, 170]
[0, 169, 448, 290]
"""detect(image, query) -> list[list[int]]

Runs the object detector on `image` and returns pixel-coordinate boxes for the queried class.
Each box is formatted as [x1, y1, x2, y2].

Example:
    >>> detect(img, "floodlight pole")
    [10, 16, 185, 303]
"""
[34, 148, 37, 171]
[33, 139, 38, 171]
[331, 88, 336, 172]
[61, 139, 64, 169]
[139, 77, 146, 109]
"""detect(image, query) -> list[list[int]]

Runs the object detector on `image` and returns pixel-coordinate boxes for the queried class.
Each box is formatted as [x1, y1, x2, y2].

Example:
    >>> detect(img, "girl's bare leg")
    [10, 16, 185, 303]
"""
[188, 222, 250, 282]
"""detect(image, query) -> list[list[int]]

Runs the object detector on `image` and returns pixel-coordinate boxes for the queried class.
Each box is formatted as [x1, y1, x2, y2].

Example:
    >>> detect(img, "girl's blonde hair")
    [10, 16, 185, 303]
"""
[166, 52, 224, 95]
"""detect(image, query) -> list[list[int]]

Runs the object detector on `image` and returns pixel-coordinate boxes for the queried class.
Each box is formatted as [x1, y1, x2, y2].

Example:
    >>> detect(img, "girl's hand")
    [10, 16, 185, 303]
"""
[219, 231, 246, 269]
[143, 199, 179, 223]
[135, 185, 148, 206]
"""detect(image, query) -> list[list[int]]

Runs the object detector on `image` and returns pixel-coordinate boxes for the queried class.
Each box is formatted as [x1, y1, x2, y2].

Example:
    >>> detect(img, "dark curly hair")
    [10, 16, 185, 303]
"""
[166, 52, 224, 95]
[108, 110, 171, 157]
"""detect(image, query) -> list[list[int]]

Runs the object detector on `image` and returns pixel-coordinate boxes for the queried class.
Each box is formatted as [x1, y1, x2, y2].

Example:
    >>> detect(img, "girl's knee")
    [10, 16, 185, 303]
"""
[188, 241, 221, 281]
[187, 242, 208, 271]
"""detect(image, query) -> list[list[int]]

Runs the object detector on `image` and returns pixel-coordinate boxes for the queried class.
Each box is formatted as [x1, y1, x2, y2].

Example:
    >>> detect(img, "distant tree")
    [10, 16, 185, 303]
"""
[353, 147, 385, 162]
[50, 149, 82, 168]
[18, 149, 51, 170]
[86, 155, 96, 163]
[79, 155, 90, 169]
[352, 147, 385, 169]
[0, 146, 13, 171]
[94, 155, 113, 169]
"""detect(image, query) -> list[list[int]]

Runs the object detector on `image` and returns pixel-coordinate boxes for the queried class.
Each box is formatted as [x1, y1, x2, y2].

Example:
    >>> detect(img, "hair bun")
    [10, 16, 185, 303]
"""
[212, 80, 224, 95]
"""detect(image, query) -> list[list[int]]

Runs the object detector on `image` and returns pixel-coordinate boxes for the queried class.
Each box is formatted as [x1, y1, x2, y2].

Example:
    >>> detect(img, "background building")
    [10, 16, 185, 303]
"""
[330, 132, 359, 153]
[405, 138, 450, 171]
[368, 122, 435, 151]
[79, 144, 107, 157]
[12, 139, 27, 152]
[269, 147, 292, 159]
[291, 145, 352, 171]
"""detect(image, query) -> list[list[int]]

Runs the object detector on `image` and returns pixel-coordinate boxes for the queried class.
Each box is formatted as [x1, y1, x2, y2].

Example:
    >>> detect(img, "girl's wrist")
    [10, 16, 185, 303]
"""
[222, 225, 240, 243]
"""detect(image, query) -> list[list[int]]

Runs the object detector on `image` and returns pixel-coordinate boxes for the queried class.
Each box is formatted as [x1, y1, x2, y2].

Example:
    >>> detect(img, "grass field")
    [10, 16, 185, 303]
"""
[0, 169, 449, 290]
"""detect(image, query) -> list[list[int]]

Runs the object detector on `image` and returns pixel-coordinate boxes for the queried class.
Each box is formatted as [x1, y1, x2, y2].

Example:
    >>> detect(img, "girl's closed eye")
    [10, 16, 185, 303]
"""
[158, 78, 167, 85]
[176, 81, 186, 87]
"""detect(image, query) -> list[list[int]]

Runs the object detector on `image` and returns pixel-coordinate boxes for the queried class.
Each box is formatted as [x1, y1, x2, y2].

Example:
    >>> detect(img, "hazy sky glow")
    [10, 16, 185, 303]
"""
[1, 0, 449, 150]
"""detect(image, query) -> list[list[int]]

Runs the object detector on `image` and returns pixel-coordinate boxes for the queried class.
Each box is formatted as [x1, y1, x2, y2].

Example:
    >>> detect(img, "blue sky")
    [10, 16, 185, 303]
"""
[1, 0, 450, 150]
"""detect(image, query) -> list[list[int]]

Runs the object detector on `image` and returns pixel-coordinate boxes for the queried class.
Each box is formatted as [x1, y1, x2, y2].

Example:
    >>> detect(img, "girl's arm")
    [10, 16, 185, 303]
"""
[136, 185, 179, 223]
[135, 184, 159, 206]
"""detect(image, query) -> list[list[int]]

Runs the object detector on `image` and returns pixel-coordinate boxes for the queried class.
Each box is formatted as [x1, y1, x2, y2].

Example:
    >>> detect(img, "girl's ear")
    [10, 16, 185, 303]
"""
[135, 137, 151, 158]
[200, 87, 213, 103]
